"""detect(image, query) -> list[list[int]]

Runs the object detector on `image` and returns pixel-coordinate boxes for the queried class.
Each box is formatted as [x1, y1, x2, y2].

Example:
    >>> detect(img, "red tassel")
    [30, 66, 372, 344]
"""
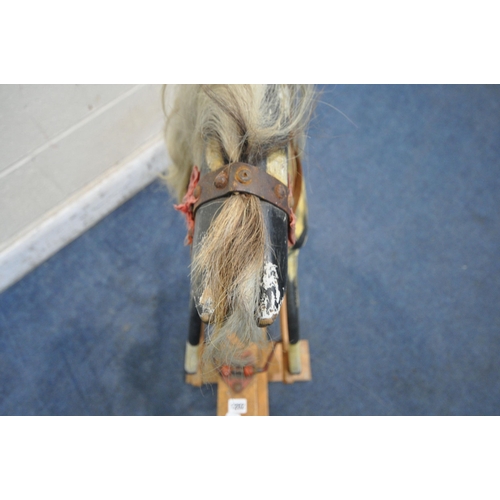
[174, 166, 200, 245]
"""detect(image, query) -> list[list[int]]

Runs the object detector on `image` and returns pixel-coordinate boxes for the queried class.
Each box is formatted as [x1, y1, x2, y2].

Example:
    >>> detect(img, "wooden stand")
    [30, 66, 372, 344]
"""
[185, 295, 311, 416]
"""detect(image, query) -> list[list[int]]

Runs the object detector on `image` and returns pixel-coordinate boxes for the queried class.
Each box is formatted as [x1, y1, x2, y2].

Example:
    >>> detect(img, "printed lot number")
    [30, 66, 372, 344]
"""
[226, 398, 247, 416]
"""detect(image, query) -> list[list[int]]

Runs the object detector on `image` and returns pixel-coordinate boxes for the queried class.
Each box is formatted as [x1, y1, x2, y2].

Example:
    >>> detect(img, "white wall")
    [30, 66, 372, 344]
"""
[0, 84, 171, 292]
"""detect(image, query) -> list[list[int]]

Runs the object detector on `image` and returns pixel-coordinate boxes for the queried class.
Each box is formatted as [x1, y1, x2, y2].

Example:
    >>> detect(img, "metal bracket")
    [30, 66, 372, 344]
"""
[193, 162, 291, 217]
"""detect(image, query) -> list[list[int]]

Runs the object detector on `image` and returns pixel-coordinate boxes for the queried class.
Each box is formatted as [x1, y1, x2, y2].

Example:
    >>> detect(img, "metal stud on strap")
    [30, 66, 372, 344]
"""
[192, 163, 291, 217]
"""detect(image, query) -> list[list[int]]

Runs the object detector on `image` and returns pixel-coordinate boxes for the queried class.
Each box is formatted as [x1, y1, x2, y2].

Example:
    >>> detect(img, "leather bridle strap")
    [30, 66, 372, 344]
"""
[192, 162, 292, 218]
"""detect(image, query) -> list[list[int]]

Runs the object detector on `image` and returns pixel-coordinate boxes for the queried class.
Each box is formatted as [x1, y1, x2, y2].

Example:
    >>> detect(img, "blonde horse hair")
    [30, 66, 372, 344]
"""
[192, 193, 266, 368]
[163, 85, 315, 370]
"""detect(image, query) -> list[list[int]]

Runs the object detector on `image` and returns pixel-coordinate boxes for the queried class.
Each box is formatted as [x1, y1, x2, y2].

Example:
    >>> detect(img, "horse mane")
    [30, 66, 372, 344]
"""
[164, 85, 315, 370]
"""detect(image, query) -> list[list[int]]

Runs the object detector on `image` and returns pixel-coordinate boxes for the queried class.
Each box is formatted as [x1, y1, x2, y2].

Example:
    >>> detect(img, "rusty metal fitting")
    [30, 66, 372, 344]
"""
[214, 171, 228, 188]
[243, 365, 254, 377]
[235, 166, 252, 184]
[274, 183, 287, 200]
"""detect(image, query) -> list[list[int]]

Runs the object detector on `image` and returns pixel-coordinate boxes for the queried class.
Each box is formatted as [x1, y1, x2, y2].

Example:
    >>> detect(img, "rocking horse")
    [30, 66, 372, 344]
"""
[164, 85, 315, 415]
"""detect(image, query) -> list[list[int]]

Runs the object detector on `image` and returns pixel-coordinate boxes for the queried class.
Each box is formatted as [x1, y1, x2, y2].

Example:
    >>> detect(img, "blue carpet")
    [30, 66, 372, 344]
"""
[1, 85, 499, 415]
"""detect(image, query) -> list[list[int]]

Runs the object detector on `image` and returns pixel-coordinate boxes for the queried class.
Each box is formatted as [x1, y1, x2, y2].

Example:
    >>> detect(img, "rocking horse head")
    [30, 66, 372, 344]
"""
[164, 85, 315, 371]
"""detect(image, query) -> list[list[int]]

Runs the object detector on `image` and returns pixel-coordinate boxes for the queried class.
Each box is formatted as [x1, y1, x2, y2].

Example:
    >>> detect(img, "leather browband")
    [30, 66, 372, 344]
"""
[192, 163, 291, 217]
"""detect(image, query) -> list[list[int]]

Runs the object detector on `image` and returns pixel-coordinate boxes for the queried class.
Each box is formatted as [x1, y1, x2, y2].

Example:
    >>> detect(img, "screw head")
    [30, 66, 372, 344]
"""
[236, 167, 252, 184]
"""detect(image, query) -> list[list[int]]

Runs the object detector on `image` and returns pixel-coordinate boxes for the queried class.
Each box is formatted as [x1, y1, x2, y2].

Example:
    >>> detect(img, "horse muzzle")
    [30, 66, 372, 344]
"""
[190, 163, 291, 328]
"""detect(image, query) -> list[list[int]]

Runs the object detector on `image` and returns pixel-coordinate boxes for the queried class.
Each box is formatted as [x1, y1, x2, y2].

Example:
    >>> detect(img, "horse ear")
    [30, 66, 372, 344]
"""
[256, 201, 288, 326]
[190, 197, 227, 323]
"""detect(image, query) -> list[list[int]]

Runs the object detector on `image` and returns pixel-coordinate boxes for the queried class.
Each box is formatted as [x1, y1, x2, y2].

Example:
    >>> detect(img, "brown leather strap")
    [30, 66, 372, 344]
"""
[192, 162, 291, 216]
[290, 145, 303, 213]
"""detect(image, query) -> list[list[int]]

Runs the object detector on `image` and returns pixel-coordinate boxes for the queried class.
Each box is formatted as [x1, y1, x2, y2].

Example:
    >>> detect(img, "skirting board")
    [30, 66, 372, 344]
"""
[0, 134, 170, 294]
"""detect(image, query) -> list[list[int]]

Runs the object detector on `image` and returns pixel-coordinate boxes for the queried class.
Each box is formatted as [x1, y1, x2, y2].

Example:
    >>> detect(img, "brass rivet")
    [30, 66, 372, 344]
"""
[236, 167, 252, 184]
[214, 172, 228, 188]
[193, 185, 201, 199]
